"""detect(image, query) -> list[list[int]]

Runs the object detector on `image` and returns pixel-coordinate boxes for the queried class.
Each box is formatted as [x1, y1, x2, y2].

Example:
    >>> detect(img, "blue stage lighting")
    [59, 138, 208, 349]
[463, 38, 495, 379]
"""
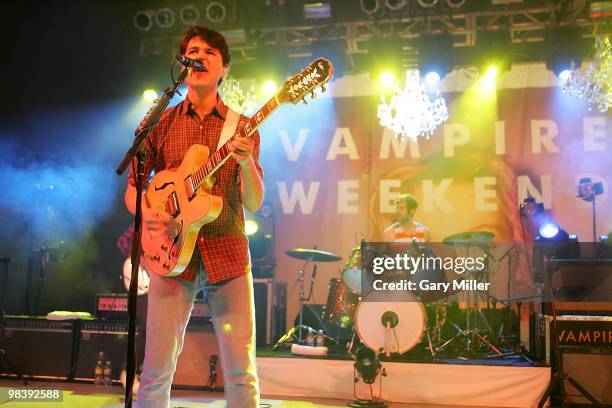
[539, 222, 560, 239]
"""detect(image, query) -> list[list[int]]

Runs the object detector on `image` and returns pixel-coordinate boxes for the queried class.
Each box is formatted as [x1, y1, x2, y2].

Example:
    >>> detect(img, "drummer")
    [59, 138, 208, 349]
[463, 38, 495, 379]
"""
[384, 194, 431, 243]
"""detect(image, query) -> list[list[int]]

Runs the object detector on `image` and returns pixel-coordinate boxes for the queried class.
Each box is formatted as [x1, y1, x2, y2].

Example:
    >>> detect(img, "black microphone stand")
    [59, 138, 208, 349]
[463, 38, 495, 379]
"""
[115, 68, 189, 408]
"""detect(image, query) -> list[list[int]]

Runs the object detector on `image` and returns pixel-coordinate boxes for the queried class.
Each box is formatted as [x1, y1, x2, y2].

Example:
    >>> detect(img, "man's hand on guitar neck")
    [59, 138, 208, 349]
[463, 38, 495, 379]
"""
[229, 137, 255, 167]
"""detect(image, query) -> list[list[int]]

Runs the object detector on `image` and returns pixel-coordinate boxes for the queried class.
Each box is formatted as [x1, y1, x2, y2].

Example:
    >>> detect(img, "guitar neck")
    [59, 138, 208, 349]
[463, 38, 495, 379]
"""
[192, 96, 280, 190]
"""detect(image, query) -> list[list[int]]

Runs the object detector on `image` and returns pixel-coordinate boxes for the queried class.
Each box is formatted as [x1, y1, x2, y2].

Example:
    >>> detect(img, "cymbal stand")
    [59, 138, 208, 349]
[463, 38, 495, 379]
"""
[273, 257, 314, 349]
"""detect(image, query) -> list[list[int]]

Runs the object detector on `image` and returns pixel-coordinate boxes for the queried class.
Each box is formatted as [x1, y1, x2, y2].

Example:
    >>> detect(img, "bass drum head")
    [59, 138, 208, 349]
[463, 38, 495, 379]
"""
[355, 291, 426, 354]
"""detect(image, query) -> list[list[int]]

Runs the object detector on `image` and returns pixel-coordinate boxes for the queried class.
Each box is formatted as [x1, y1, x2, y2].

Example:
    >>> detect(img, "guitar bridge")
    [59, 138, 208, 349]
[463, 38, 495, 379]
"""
[166, 192, 180, 217]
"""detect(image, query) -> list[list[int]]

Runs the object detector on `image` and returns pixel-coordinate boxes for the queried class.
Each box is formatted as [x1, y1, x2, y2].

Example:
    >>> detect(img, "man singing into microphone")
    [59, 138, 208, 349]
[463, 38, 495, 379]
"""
[384, 194, 431, 243]
[124, 26, 263, 408]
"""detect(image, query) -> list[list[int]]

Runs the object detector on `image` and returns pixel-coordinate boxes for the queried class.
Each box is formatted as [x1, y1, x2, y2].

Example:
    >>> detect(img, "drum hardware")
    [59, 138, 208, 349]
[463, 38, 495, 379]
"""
[274, 247, 341, 348]
[441, 232, 501, 356]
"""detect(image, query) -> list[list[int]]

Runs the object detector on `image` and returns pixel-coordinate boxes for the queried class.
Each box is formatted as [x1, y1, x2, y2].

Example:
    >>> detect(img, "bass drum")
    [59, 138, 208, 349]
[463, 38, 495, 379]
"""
[354, 290, 426, 354]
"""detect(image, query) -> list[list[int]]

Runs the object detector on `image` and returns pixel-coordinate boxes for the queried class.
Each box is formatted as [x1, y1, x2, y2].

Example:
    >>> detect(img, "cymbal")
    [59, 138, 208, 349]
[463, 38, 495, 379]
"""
[443, 231, 495, 244]
[285, 248, 342, 262]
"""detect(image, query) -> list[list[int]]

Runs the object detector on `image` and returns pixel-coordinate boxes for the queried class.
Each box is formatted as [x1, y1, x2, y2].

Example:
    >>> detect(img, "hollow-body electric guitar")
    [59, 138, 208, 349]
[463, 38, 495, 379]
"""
[141, 58, 333, 276]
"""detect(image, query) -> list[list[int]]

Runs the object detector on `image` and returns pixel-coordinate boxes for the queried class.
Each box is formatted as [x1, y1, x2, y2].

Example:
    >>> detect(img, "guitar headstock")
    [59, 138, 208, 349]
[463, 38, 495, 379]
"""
[278, 57, 334, 105]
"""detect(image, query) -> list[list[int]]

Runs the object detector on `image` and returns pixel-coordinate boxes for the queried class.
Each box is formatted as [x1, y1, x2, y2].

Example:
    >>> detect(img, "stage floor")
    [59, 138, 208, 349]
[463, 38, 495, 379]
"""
[0, 352, 551, 408]
[0, 379, 517, 408]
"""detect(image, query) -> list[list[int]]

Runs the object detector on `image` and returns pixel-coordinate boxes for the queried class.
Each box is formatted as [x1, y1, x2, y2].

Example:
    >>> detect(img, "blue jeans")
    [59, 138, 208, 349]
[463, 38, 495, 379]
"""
[136, 268, 259, 408]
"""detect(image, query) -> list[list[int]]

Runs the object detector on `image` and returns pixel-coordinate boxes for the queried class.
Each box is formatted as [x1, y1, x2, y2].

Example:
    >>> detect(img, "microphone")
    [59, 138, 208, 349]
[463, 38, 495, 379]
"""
[175, 55, 206, 72]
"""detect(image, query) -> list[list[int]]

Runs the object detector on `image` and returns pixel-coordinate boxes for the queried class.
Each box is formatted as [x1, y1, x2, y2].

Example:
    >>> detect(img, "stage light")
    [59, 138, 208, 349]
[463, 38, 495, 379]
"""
[379, 71, 395, 89]
[384, 0, 407, 11]
[142, 89, 158, 103]
[539, 222, 560, 239]
[206, 1, 226, 23]
[133, 10, 154, 31]
[354, 348, 381, 384]
[485, 66, 498, 78]
[303, 2, 332, 19]
[180, 5, 200, 26]
[245, 219, 259, 236]
[360, 0, 380, 15]
[261, 80, 277, 96]
[598, 233, 612, 259]
[417, 0, 439, 8]
[424, 71, 440, 84]
[558, 69, 571, 82]
[155, 8, 175, 28]
[445, 0, 466, 8]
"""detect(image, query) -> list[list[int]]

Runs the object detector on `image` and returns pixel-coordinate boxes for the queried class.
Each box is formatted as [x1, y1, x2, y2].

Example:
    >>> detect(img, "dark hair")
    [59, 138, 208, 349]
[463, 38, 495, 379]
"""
[179, 26, 231, 67]
[394, 194, 418, 212]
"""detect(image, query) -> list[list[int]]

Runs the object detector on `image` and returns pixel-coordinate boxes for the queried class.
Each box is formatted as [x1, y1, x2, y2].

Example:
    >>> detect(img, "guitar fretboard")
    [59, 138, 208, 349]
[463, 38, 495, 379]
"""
[191, 96, 279, 190]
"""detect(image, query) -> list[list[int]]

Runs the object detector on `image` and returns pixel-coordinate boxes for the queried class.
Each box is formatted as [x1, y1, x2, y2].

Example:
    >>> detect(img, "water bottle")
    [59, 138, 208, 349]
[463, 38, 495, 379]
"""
[94, 352, 104, 384]
[316, 330, 325, 347]
[103, 360, 112, 386]
[306, 330, 315, 347]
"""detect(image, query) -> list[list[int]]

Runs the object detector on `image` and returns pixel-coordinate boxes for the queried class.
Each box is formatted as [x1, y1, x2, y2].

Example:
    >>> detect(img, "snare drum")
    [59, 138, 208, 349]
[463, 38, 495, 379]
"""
[354, 290, 426, 354]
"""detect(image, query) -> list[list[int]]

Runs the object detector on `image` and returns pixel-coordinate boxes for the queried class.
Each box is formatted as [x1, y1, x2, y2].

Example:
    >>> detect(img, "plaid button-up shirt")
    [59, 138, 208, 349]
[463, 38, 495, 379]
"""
[129, 96, 263, 283]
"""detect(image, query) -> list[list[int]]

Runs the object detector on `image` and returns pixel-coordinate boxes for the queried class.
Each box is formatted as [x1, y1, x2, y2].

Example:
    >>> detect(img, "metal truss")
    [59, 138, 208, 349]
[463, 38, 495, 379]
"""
[138, 2, 610, 68]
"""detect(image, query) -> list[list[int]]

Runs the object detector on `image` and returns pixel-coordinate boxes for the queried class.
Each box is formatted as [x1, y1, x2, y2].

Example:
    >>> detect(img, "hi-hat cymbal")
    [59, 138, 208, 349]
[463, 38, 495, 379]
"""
[443, 231, 495, 244]
[285, 248, 342, 262]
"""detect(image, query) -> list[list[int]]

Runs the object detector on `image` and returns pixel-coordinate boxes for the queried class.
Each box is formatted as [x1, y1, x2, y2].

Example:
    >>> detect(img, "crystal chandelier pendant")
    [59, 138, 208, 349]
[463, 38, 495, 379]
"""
[377, 69, 449, 141]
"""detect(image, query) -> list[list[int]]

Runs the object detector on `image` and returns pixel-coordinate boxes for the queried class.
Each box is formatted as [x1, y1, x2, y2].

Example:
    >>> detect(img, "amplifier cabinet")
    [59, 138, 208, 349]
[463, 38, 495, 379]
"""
[561, 348, 612, 405]
[1, 317, 77, 380]
[74, 320, 145, 382]
[174, 324, 223, 389]
[253, 279, 286, 346]
[537, 314, 612, 364]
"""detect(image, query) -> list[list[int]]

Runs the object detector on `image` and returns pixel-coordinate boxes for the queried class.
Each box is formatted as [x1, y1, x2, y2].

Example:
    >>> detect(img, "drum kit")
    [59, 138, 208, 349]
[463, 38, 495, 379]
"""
[279, 231, 510, 359]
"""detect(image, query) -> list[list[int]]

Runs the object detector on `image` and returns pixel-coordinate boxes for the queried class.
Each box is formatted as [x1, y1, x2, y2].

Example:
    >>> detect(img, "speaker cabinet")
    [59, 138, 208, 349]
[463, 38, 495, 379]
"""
[74, 320, 145, 382]
[173, 325, 223, 389]
[1, 317, 77, 380]
[253, 279, 286, 346]
[561, 348, 612, 405]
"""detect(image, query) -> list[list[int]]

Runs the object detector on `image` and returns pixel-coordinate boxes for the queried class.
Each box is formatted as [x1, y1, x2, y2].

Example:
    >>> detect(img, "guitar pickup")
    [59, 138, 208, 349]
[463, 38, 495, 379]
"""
[184, 175, 196, 200]
[166, 192, 180, 217]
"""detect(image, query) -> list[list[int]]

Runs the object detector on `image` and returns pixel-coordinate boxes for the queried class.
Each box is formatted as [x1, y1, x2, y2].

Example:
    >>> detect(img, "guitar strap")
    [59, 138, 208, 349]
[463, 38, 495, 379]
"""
[217, 107, 240, 151]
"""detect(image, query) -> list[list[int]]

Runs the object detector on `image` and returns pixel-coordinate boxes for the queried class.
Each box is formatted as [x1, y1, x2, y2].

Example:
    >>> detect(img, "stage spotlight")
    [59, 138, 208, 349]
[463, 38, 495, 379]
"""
[424, 71, 440, 84]
[133, 10, 154, 31]
[417, 34, 454, 80]
[445, 0, 466, 8]
[180, 5, 200, 26]
[384, 0, 407, 11]
[360, 0, 381, 15]
[544, 27, 586, 79]
[558, 69, 571, 82]
[303, 2, 332, 19]
[417, 0, 439, 8]
[206, 1, 226, 23]
[354, 348, 381, 384]
[598, 233, 612, 259]
[261, 80, 277, 96]
[379, 71, 395, 89]
[155, 8, 175, 28]
[142, 89, 158, 103]
[245, 219, 259, 236]
[539, 222, 560, 240]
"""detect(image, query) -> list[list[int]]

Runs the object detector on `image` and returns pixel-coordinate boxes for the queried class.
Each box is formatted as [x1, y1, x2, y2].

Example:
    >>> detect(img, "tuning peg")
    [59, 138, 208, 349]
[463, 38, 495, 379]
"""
[302, 99, 308, 105]
[321, 85, 326, 93]
[310, 91, 317, 99]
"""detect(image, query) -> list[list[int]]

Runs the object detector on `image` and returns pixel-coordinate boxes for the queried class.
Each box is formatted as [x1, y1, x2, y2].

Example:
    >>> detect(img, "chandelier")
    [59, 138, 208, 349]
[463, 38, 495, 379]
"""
[377, 69, 449, 141]
[562, 35, 611, 113]
[219, 76, 259, 116]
